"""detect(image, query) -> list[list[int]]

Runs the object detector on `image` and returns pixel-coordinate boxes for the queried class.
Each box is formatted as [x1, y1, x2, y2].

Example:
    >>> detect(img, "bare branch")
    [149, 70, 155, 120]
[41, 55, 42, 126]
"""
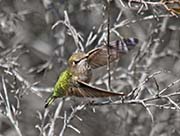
[48, 101, 64, 136]
[2, 76, 22, 136]
[159, 79, 180, 95]
[59, 104, 86, 136]
[52, 11, 84, 51]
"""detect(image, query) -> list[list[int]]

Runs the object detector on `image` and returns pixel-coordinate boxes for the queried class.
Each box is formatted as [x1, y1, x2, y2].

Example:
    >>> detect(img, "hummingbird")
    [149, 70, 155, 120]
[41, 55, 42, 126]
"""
[44, 38, 138, 108]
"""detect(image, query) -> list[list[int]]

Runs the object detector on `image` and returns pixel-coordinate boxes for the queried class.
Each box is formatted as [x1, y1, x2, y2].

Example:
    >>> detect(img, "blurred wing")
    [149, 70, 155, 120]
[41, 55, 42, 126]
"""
[67, 80, 125, 97]
[87, 38, 138, 69]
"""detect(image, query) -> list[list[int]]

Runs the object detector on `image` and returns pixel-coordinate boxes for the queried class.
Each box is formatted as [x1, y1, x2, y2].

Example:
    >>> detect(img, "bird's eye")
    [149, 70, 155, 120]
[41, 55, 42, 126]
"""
[72, 60, 79, 65]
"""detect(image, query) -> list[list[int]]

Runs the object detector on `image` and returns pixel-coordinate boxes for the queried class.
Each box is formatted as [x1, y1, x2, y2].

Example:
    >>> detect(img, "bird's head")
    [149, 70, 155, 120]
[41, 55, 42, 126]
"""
[68, 51, 88, 69]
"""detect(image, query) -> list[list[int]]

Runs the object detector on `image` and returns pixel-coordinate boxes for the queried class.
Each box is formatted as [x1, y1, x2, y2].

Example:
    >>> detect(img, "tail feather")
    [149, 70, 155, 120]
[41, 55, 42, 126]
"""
[44, 95, 57, 108]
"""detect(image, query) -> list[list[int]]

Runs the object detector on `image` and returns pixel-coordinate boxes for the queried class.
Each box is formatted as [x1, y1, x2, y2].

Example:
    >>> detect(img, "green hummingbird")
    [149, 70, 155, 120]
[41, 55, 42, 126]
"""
[44, 38, 138, 108]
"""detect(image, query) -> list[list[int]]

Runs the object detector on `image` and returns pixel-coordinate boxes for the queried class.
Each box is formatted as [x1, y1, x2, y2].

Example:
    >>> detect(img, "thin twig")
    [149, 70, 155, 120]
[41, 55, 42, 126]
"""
[106, 0, 112, 91]
[48, 101, 64, 136]
[159, 79, 180, 95]
[52, 11, 84, 51]
[2, 76, 22, 136]
[140, 100, 154, 123]
[59, 104, 86, 136]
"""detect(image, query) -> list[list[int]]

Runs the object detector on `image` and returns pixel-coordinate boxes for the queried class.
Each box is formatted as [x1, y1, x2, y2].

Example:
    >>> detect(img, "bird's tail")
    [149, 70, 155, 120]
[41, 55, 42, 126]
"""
[44, 94, 57, 108]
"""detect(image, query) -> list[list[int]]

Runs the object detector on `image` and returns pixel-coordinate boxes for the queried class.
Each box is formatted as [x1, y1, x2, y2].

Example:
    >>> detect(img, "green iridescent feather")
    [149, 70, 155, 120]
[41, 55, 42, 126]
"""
[44, 69, 72, 108]
[53, 69, 72, 96]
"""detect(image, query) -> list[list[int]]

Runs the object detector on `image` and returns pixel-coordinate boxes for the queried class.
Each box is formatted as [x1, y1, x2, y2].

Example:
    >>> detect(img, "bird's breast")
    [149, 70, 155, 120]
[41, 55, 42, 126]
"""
[73, 62, 92, 82]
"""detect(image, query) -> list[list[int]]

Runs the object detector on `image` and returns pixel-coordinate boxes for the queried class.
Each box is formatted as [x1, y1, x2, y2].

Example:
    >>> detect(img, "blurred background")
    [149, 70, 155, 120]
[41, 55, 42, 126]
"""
[0, 0, 180, 136]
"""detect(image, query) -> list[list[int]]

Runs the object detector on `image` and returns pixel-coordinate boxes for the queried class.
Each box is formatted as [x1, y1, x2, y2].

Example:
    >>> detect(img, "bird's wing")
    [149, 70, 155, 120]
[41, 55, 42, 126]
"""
[87, 38, 138, 69]
[67, 80, 125, 97]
